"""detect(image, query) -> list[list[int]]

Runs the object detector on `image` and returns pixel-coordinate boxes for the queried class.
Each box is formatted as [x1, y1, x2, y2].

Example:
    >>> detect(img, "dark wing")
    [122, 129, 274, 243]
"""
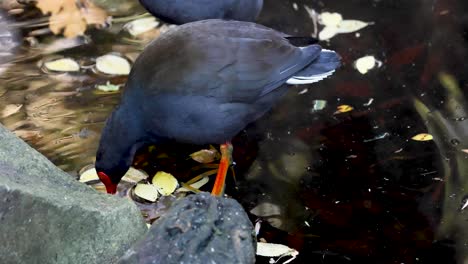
[124, 20, 321, 104]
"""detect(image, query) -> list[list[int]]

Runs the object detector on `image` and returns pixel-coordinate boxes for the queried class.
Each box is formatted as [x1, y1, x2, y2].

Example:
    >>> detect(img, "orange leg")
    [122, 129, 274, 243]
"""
[211, 142, 233, 196]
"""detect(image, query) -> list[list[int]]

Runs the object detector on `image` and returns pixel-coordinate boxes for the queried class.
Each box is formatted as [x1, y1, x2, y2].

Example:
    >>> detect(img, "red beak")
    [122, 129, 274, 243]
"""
[97, 171, 118, 194]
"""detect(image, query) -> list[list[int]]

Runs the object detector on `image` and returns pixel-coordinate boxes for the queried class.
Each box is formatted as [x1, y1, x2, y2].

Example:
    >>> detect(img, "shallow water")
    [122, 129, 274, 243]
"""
[1, 0, 467, 263]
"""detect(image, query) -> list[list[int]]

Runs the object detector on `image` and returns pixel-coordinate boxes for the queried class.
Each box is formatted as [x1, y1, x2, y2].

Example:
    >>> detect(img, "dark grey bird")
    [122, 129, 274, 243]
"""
[95, 19, 340, 195]
[139, 0, 263, 24]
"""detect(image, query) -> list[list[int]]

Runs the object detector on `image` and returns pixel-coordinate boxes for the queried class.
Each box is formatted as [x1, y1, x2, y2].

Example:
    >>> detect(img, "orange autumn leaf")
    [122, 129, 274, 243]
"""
[36, 0, 108, 38]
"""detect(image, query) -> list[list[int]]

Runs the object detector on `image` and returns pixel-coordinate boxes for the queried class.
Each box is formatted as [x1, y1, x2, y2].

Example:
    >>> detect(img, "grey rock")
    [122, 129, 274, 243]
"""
[119, 192, 256, 264]
[0, 124, 148, 264]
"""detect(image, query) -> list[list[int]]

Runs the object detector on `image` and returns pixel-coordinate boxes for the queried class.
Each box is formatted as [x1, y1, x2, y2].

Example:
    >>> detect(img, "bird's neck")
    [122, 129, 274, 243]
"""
[97, 106, 147, 174]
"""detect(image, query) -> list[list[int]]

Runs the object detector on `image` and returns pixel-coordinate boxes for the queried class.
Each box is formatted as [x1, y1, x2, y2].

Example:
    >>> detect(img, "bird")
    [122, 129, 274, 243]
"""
[95, 19, 340, 195]
[138, 0, 263, 24]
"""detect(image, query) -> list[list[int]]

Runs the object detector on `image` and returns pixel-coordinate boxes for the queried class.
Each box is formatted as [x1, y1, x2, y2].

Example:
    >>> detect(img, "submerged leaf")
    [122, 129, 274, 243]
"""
[335, 104, 354, 113]
[189, 148, 220, 163]
[96, 81, 120, 92]
[311, 100, 327, 112]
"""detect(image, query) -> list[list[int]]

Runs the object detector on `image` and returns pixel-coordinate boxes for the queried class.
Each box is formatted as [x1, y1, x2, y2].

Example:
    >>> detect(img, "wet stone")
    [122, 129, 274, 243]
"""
[118, 192, 256, 264]
[0, 124, 147, 264]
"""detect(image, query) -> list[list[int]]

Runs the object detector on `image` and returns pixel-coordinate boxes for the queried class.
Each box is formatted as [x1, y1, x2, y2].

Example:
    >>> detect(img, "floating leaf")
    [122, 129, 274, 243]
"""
[2, 104, 23, 118]
[250, 202, 281, 217]
[152, 171, 178, 196]
[44, 58, 80, 72]
[189, 148, 220, 163]
[256, 242, 299, 263]
[79, 167, 99, 182]
[335, 104, 354, 113]
[336, 20, 370, 33]
[96, 54, 131, 75]
[79, 166, 148, 183]
[318, 12, 372, 40]
[134, 183, 159, 202]
[354, 55, 381, 74]
[411, 133, 433, 141]
[319, 12, 343, 26]
[318, 26, 338, 40]
[177, 177, 210, 193]
[311, 100, 327, 112]
[124, 17, 159, 36]
[122, 167, 149, 183]
[96, 81, 120, 92]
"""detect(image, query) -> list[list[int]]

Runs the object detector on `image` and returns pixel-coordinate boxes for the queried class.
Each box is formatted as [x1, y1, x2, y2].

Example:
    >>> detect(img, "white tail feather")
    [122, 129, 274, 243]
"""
[286, 69, 336, 85]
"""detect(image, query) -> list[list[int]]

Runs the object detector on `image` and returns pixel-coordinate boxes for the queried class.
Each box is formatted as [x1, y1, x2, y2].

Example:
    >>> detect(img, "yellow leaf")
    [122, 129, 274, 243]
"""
[152, 171, 178, 196]
[95, 54, 131, 75]
[177, 177, 210, 193]
[44, 58, 80, 72]
[335, 104, 354, 113]
[134, 183, 159, 202]
[79, 166, 147, 183]
[411, 133, 433, 141]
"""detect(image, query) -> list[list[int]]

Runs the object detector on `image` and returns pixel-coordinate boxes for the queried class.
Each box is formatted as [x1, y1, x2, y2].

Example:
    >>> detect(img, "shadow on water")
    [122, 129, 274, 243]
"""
[0, 0, 467, 263]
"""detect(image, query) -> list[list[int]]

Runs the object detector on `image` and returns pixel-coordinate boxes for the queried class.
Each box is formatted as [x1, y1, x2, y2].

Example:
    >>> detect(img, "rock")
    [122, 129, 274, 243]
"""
[0, 124, 147, 264]
[118, 192, 256, 264]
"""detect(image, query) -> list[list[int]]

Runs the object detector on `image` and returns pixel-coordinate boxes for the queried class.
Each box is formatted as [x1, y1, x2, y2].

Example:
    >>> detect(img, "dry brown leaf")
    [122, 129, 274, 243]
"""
[36, 0, 108, 38]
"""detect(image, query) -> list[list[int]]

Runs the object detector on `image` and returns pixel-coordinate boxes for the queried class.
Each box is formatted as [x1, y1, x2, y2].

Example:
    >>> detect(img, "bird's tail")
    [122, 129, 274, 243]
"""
[286, 49, 341, 85]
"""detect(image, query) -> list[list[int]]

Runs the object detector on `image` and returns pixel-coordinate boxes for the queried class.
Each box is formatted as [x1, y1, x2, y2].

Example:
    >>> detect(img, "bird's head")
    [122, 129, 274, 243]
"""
[95, 107, 145, 194]
[95, 154, 130, 194]
[96, 171, 117, 194]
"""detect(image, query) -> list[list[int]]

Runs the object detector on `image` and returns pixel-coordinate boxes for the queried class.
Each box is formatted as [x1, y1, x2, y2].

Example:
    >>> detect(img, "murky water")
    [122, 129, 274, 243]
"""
[1, 0, 467, 263]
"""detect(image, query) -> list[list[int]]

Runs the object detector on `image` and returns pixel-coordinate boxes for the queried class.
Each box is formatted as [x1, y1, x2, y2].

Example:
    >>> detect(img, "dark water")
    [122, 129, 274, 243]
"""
[1, 0, 468, 263]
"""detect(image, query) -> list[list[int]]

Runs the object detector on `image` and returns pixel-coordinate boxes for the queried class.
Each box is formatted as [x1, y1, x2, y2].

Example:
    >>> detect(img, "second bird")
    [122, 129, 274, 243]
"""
[139, 0, 264, 24]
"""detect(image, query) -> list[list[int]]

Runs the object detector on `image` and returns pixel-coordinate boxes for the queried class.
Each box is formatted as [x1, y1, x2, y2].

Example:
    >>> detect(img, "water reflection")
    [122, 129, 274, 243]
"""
[0, 0, 467, 263]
